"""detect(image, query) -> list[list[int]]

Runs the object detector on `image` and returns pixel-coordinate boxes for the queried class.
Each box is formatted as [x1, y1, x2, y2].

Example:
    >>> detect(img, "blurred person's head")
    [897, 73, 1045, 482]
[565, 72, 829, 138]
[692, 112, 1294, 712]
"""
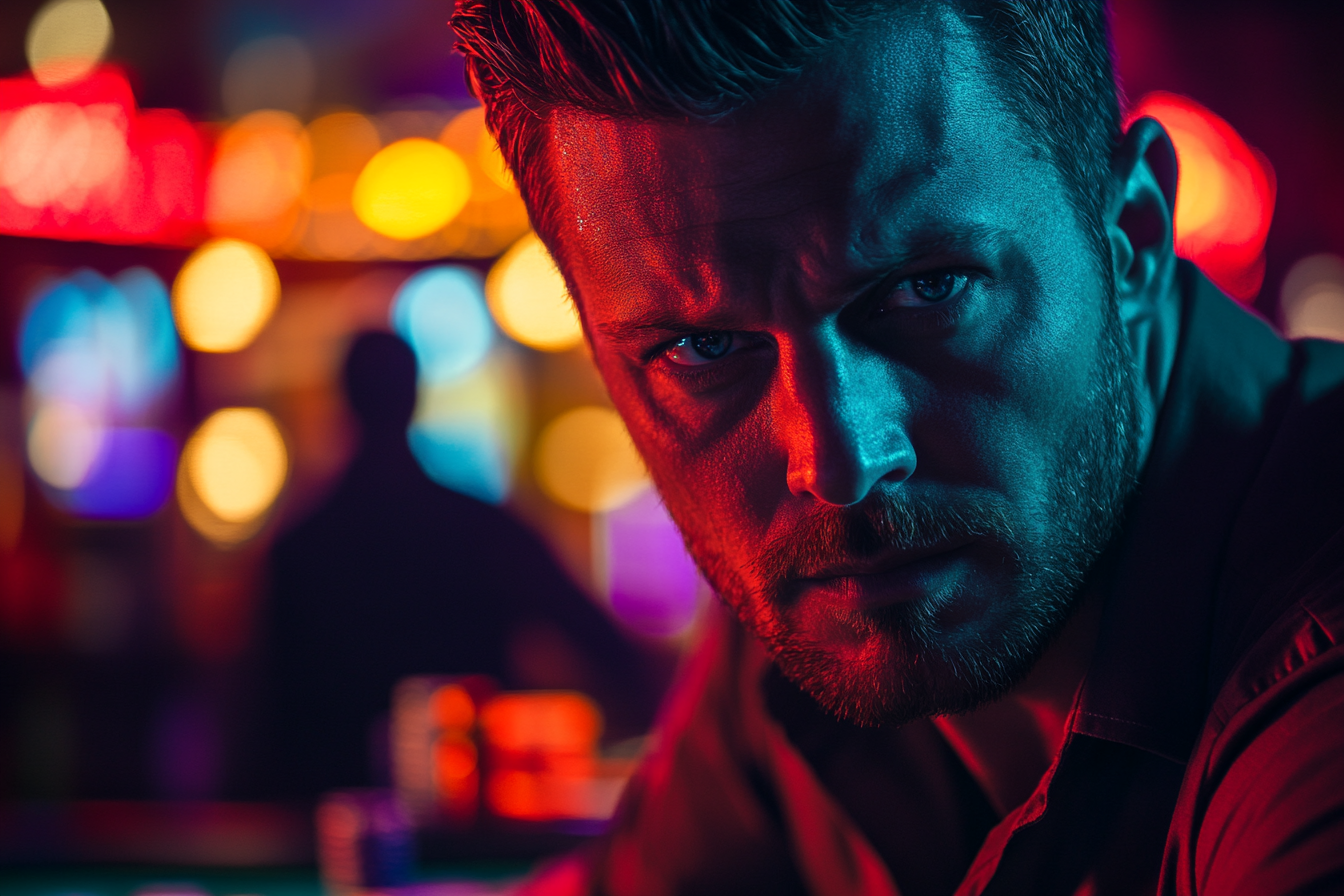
[452, 0, 1178, 725]
[343, 330, 418, 441]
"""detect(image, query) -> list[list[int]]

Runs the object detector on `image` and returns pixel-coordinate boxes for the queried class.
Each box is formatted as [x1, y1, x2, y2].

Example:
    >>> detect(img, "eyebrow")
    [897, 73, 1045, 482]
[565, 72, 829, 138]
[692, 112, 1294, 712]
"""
[851, 222, 1011, 282]
[594, 307, 745, 346]
[592, 222, 1013, 345]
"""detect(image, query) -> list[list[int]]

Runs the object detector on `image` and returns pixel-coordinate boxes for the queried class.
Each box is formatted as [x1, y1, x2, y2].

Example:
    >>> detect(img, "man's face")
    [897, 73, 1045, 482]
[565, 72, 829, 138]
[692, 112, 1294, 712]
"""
[541, 8, 1140, 725]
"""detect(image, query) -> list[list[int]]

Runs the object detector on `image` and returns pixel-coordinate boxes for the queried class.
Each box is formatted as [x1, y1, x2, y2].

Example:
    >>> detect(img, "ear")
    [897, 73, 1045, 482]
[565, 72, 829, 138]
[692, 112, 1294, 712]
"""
[1108, 116, 1181, 466]
[1108, 116, 1177, 326]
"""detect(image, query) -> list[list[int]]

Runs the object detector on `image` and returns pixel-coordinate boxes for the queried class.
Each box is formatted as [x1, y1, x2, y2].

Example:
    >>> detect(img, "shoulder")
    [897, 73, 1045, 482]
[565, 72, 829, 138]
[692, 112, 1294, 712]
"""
[1164, 525, 1344, 895]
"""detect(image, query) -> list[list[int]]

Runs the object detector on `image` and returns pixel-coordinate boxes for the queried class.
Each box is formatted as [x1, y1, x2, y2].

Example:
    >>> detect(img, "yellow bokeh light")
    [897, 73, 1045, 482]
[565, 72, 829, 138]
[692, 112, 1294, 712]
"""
[178, 407, 287, 545]
[172, 238, 280, 353]
[26, 0, 112, 87]
[534, 406, 647, 513]
[485, 233, 583, 352]
[352, 138, 470, 241]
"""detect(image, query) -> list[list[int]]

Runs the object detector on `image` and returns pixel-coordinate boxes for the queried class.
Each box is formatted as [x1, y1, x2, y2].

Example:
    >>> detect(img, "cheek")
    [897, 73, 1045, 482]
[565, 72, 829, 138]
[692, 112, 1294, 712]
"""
[601, 363, 783, 557]
[908, 281, 1104, 493]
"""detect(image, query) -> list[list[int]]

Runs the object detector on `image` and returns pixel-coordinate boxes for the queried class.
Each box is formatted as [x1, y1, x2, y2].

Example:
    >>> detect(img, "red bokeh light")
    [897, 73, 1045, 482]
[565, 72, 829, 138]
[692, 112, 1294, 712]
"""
[1126, 91, 1276, 302]
[0, 66, 206, 246]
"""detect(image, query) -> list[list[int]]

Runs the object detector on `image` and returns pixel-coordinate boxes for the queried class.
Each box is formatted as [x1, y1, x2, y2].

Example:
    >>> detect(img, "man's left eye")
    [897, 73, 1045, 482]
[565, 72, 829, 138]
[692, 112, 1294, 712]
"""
[882, 271, 969, 310]
[665, 331, 739, 366]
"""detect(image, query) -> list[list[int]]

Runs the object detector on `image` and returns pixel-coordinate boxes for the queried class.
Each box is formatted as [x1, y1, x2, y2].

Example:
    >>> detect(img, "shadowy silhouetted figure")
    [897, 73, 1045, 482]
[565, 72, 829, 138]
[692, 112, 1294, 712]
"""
[263, 331, 661, 799]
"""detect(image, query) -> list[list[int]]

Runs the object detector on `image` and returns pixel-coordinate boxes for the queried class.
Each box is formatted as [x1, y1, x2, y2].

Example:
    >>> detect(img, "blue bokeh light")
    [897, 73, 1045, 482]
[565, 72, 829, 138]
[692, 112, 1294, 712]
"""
[19, 269, 181, 520]
[19, 268, 180, 417]
[408, 424, 510, 505]
[390, 266, 494, 385]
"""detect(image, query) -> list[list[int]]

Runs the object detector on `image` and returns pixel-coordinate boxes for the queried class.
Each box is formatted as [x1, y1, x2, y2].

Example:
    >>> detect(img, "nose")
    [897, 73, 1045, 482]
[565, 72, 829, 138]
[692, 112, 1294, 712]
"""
[778, 329, 916, 506]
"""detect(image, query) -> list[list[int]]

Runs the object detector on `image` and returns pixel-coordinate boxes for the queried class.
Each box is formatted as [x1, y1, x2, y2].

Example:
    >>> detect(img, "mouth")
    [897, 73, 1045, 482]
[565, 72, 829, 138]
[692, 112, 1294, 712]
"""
[792, 542, 975, 611]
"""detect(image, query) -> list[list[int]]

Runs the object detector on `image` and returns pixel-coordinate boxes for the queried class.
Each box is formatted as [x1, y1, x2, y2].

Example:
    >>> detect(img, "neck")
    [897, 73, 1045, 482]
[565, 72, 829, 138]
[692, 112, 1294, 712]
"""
[932, 588, 1103, 816]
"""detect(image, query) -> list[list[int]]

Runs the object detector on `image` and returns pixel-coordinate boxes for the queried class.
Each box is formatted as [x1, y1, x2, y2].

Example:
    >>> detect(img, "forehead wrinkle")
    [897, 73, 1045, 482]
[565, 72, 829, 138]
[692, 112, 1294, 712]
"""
[551, 5, 992, 324]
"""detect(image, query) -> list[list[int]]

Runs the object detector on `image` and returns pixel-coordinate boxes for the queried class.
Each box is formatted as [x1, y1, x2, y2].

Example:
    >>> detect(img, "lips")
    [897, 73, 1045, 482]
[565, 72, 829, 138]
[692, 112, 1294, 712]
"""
[793, 542, 974, 611]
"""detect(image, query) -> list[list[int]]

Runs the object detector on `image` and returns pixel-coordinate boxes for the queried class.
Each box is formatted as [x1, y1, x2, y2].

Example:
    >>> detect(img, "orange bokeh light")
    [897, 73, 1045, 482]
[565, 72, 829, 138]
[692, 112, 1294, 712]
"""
[431, 683, 477, 731]
[434, 732, 479, 783]
[480, 691, 602, 758]
[1126, 91, 1275, 301]
[206, 110, 310, 249]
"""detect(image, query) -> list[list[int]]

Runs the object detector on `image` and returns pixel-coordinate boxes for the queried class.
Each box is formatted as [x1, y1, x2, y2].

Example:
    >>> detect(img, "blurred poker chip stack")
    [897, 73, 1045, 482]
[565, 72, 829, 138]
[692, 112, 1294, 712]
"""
[392, 675, 497, 827]
[315, 788, 415, 894]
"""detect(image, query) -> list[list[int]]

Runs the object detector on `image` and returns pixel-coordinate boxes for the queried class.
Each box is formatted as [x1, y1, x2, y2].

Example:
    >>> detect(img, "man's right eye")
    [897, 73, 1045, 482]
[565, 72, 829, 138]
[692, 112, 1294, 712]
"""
[665, 331, 740, 366]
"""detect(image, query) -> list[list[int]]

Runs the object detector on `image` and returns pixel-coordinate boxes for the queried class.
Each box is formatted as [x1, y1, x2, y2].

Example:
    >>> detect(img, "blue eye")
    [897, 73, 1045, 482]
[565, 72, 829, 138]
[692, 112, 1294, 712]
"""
[666, 331, 737, 366]
[881, 271, 969, 310]
[912, 273, 958, 301]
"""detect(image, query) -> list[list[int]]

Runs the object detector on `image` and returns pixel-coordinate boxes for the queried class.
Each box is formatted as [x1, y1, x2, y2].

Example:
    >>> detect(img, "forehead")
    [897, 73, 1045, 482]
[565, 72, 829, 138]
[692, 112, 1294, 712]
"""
[541, 6, 1046, 313]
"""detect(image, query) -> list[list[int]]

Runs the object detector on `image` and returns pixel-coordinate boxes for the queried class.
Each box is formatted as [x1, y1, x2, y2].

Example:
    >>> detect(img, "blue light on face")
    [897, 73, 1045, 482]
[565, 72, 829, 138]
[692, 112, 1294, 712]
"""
[390, 266, 494, 385]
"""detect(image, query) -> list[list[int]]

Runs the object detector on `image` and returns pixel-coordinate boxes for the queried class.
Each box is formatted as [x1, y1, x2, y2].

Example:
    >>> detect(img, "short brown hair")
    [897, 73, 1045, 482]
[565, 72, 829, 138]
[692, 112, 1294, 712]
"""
[452, 0, 1121, 270]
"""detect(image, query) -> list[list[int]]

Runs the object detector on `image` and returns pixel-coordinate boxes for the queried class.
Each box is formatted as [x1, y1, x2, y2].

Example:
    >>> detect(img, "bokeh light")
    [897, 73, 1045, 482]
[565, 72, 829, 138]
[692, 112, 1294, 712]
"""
[480, 692, 623, 822]
[534, 406, 647, 513]
[206, 110, 310, 248]
[1281, 253, 1344, 342]
[0, 69, 206, 245]
[221, 35, 316, 120]
[178, 407, 287, 545]
[0, 101, 128, 214]
[485, 232, 583, 352]
[390, 266, 493, 384]
[172, 238, 280, 352]
[26, 0, 113, 88]
[352, 138, 470, 241]
[62, 427, 175, 518]
[18, 268, 180, 520]
[409, 352, 526, 504]
[294, 111, 383, 259]
[20, 268, 180, 418]
[477, 128, 514, 192]
[1127, 92, 1275, 301]
[597, 488, 704, 639]
[481, 692, 601, 756]
[308, 112, 382, 184]
[28, 400, 103, 489]
[393, 676, 495, 823]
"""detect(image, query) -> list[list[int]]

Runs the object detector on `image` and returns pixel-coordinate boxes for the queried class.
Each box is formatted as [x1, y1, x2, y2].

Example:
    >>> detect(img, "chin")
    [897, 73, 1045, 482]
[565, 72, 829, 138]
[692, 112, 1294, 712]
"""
[762, 587, 1069, 727]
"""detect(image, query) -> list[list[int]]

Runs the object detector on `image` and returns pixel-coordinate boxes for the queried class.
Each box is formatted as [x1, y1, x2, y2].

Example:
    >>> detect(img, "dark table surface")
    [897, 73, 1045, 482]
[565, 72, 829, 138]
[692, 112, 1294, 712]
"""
[0, 863, 531, 896]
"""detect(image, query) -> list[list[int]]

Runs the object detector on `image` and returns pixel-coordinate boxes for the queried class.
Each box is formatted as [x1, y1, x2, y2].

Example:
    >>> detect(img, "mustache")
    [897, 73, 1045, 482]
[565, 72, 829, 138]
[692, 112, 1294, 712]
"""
[749, 489, 1016, 586]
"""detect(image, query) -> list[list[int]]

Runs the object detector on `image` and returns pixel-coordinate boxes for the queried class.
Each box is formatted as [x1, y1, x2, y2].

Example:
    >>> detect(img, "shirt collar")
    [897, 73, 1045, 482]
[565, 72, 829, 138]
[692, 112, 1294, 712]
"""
[1072, 264, 1294, 762]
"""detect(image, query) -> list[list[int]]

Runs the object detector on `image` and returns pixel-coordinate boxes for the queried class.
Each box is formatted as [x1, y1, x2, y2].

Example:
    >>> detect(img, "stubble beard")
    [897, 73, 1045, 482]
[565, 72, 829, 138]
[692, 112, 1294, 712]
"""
[673, 298, 1143, 727]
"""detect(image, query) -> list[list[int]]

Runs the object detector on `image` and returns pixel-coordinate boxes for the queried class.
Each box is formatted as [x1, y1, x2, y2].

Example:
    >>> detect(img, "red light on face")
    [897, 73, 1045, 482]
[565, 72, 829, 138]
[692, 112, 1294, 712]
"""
[1125, 92, 1275, 302]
